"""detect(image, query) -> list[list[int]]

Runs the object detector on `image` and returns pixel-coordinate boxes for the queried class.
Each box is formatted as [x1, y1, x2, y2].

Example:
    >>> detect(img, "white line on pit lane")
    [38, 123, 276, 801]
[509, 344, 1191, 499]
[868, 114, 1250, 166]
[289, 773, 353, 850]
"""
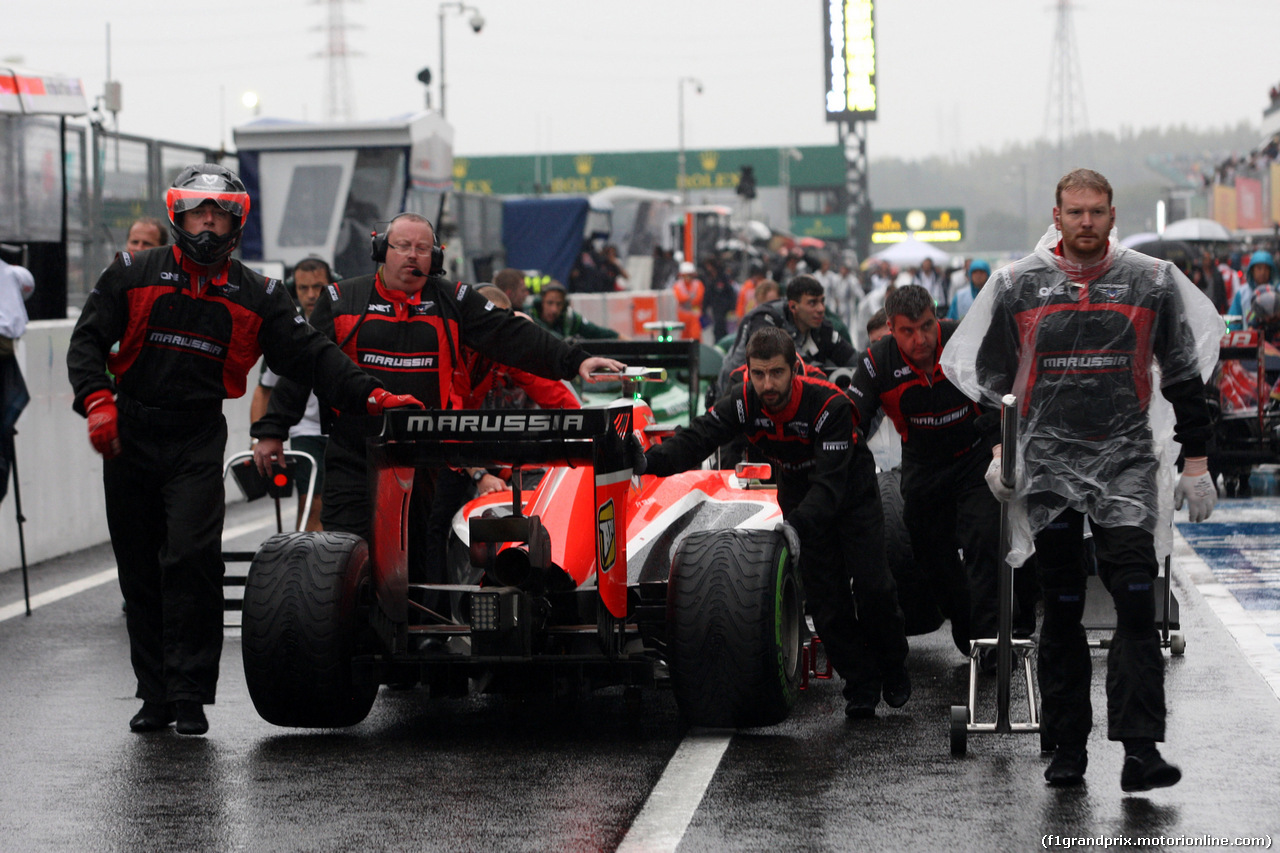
[616, 731, 733, 853]
[0, 517, 277, 624]
[1174, 526, 1280, 703]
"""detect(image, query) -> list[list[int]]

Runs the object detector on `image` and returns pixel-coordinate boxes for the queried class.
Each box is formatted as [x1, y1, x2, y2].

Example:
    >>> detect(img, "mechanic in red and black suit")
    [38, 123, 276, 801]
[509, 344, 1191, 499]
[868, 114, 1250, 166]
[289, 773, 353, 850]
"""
[66, 164, 417, 737]
[251, 213, 623, 584]
[639, 326, 911, 718]
[848, 284, 1037, 671]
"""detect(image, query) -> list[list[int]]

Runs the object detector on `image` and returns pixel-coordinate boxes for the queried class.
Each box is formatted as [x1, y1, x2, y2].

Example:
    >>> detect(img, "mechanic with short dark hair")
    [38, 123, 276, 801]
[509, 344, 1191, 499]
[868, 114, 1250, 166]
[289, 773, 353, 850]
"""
[125, 216, 169, 253]
[943, 168, 1221, 791]
[849, 284, 1036, 671]
[67, 164, 419, 737]
[493, 267, 530, 312]
[252, 214, 623, 581]
[718, 273, 855, 394]
[641, 325, 911, 718]
[249, 256, 335, 531]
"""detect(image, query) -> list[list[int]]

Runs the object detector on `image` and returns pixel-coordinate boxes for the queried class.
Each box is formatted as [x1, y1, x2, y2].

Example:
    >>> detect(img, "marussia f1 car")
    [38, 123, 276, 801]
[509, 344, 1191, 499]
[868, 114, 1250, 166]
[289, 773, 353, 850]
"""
[240, 396, 809, 729]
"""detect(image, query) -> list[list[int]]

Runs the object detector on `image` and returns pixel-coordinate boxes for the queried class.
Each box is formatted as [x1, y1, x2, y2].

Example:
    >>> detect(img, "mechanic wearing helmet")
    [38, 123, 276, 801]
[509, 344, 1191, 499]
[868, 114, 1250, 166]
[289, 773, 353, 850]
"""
[672, 261, 705, 341]
[947, 259, 990, 322]
[848, 284, 1036, 673]
[1228, 249, 1278, 328]
[66, 164, 421, 737]
[717, 274, 855, 397]
[942, 169, 1221, 792]
[640, 325, 912, 719]
[251, 214, 624, 584]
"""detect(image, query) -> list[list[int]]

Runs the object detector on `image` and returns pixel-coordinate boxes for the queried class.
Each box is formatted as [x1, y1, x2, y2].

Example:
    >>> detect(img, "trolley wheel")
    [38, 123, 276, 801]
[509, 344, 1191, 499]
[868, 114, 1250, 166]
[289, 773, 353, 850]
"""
[1170, 633, 1187, 656]
[949, 705, 968, 756]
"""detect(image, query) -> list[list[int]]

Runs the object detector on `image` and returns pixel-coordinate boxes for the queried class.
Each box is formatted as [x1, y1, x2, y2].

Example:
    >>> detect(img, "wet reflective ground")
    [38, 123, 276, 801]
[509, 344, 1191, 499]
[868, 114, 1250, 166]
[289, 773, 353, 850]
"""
[1, 500, 1278, 851]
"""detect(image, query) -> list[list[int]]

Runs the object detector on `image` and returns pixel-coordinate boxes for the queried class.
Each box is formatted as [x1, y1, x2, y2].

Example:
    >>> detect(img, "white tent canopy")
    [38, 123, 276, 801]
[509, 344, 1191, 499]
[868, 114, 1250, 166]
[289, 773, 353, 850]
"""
[868, 237, 951, 268]
[1162, 218, 1231, 242]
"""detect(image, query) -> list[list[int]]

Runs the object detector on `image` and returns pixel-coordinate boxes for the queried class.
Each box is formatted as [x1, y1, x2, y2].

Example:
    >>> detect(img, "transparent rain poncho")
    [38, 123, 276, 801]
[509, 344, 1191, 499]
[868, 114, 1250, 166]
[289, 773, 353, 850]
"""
[942, 225, 1223, 566]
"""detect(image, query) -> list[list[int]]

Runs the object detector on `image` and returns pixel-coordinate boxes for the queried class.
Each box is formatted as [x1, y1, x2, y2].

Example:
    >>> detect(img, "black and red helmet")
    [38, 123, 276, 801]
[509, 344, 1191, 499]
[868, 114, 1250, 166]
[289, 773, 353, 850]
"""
[165, 163, 251, 266]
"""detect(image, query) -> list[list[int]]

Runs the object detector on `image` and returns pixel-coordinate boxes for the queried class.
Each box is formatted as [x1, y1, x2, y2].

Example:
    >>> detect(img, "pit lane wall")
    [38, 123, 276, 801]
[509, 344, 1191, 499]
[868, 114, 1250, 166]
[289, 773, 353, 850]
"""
[1, 320, 256, 574]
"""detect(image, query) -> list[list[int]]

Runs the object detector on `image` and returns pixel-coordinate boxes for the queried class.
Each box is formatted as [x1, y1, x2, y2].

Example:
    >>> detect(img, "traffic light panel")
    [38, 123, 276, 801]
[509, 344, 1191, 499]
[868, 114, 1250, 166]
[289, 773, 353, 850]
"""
[737, 166, 756, 200]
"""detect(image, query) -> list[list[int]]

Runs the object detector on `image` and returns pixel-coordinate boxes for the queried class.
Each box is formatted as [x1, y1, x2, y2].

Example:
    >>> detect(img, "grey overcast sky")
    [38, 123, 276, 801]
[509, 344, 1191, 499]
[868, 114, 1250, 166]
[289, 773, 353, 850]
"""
[6, 0, 1279, 161]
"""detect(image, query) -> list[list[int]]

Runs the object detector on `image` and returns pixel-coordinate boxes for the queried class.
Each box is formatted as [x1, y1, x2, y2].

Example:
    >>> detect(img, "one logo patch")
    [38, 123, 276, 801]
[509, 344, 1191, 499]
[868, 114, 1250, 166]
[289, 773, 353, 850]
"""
[597, 500, 616, 574]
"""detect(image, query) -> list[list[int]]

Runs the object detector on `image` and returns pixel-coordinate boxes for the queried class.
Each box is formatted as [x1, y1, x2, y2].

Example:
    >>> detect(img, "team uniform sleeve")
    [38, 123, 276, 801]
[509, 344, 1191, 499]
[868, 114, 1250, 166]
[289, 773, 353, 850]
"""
[846, 345, 883, 430]
[644, 394, 742, 477]
[823, 326, 856, 367]
[1152, 265, 1219, 458]
[787, 395, 857, 541]
[505, 366, 582, 409]
[455, 285, 589, 380]
[67, 256, 127, 415]
[257, 279, 377, 419]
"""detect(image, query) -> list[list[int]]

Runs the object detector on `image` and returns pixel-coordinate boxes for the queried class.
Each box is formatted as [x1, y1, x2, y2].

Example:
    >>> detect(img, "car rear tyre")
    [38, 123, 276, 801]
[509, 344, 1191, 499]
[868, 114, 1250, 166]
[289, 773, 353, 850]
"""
[667, 528, 803, 728]
[242, 532, 379, 727]
[879, 469, 944, 636]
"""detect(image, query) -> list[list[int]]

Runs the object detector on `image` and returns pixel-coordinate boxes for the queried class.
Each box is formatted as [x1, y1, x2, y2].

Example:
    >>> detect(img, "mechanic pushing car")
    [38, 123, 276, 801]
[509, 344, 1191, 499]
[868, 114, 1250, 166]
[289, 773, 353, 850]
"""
[717, 274, 856, 395]
[251, 212, 624, 583]
[638, 325, 911, 718]
[942, 169, 1222, 792]
[66, 164, 421, 737]
[848, 284, 1037, 672]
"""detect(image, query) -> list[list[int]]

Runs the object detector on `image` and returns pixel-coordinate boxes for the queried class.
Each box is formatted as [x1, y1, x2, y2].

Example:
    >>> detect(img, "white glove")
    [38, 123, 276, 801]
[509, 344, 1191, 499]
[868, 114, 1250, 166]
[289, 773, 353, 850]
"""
[1175, 456, 1216, 523]
[985, 444, 1014, 502]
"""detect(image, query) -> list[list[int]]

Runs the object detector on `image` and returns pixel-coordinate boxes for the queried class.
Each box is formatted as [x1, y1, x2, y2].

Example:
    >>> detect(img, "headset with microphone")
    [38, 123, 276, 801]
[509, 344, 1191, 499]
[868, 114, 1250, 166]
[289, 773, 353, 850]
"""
[370, 213, 445, 276]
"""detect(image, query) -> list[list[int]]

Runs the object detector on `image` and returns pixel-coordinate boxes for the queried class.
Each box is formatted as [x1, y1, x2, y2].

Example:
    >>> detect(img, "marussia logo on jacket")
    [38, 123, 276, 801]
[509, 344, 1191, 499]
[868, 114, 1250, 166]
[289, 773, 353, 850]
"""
[1039, 354, 1130, 371]
[361, 353, 436, 369]
[147, 331, 226, 358]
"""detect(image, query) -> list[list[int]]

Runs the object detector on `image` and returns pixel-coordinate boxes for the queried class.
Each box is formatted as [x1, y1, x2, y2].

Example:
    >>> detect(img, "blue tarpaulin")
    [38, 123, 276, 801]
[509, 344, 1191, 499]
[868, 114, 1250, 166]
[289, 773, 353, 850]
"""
[502, 197, 589, 285]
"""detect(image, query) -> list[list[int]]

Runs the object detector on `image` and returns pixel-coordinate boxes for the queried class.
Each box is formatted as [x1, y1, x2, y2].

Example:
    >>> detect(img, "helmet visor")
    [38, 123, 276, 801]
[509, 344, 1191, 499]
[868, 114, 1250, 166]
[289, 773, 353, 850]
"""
[166, 186, 250, 221]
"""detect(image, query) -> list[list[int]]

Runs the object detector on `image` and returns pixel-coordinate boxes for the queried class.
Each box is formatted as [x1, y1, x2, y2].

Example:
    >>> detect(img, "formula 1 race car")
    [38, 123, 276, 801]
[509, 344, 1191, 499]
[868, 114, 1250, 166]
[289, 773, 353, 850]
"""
[240, 396, 807, 729]
[1208, 328, 1280, 496]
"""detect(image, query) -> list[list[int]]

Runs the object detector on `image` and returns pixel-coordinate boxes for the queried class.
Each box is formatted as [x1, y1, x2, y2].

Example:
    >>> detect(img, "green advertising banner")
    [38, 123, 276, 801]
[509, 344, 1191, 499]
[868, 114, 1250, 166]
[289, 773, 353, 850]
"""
[870, 207, 965, 243]
[451, 145, 847, 197]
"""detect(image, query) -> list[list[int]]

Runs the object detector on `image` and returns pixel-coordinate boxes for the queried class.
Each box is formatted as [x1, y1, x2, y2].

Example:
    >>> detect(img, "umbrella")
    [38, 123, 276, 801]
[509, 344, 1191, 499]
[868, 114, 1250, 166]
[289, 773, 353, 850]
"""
[1127, 239, 1196, 271]
[868, 237, 951, 268]
[797, 236, 826, 248]
[1162, 218, 1231, 242]
[1120, 231, 1159, 248]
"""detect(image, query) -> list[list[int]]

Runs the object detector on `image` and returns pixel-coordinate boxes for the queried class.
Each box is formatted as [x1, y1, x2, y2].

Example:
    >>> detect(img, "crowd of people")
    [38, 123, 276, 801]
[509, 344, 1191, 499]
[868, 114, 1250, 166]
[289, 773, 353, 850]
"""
[62, 162, 1224, 799]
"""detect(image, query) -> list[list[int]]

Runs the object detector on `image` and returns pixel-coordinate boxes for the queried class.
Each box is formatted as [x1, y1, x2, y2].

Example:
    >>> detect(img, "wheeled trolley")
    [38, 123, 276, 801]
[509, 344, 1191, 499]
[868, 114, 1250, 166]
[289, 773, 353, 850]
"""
[1082, 552, 1186, 655]
[221, 449, 317, 627]
[950, 395, 1042, 756]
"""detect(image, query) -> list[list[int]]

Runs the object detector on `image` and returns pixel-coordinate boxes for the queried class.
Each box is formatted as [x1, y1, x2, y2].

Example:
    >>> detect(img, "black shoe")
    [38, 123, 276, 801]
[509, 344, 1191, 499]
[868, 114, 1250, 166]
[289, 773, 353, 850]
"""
[844, 698, 877, 719]
[882, 667, 912, 708]
[129, 701, 175, 733]
[1121, 753, 1181, 793]
[174, 701, 208, 736]
[1045, 748, 1088, 786]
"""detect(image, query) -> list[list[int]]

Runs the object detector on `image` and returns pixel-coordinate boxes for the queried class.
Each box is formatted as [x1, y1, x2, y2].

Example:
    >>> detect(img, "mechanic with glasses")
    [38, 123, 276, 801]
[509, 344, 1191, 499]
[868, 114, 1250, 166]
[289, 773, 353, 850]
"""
[638, 325, 912, 719]
[251, 212, 625, 589]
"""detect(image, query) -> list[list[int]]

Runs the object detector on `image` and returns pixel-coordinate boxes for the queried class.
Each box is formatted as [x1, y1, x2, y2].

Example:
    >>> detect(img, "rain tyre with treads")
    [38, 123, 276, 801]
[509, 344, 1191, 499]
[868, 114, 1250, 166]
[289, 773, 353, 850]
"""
[666, 528, 803, 728]
[878, 468, 944, 636]
[241, 532, 379, 727]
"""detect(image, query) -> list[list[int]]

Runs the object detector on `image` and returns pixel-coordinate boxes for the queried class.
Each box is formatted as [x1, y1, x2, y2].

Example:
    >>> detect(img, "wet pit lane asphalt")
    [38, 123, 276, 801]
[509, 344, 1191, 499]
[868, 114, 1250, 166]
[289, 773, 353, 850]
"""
[1, 499, 1279, 852]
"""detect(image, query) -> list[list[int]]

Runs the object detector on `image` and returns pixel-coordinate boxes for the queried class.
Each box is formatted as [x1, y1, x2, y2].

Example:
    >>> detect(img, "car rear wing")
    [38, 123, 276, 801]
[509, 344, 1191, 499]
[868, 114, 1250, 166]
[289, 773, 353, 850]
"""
[577, 340, 701, 417]
[366, 400, 637, 646]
